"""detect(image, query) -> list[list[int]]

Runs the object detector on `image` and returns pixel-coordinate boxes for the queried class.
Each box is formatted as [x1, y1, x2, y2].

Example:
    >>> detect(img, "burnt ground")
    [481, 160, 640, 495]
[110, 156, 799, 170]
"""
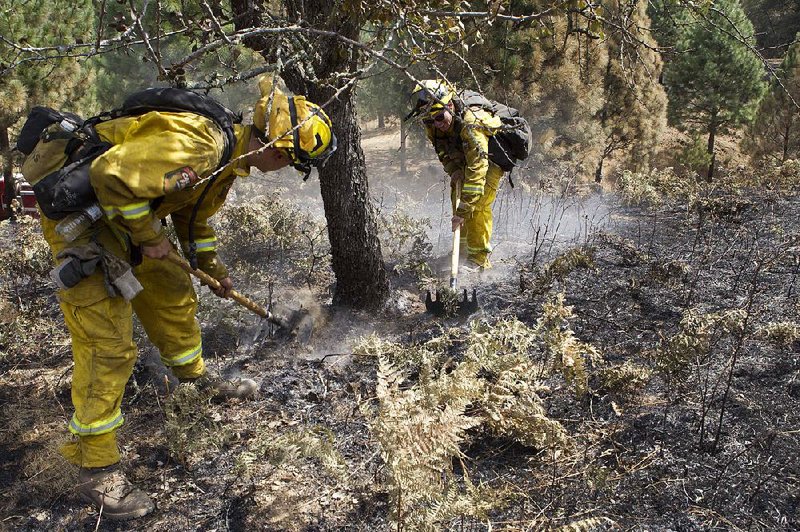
[1, 138, 799, 531]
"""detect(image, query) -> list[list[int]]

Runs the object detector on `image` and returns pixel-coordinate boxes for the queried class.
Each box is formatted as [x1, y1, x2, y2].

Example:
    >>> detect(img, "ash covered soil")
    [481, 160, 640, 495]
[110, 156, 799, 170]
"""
[1, 131, 798, 530]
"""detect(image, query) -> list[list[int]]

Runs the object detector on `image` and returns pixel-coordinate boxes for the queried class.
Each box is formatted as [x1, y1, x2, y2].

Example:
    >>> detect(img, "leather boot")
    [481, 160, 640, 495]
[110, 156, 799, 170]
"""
[78, 465, 155, 520]
[181, 373, 258, 402]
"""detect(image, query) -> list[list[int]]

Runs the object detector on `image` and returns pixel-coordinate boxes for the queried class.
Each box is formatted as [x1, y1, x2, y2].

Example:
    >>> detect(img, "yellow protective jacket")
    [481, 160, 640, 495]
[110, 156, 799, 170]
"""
[90, 112, 252, 279]
[425, 107, 502, 216]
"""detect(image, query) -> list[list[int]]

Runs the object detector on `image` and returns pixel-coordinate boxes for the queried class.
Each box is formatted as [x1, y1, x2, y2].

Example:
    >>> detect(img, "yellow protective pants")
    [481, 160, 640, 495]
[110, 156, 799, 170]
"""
[41, 216, 205, 468]
[452, 163, 504, 268]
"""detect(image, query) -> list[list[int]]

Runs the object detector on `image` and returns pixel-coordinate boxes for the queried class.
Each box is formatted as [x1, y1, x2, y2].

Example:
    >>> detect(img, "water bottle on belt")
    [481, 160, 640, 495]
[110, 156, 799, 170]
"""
[54, 203, 103, 242]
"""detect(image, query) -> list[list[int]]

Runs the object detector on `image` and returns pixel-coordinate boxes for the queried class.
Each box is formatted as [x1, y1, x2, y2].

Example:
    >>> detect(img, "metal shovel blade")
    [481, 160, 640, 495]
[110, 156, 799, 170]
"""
[425, 288, 479, 317]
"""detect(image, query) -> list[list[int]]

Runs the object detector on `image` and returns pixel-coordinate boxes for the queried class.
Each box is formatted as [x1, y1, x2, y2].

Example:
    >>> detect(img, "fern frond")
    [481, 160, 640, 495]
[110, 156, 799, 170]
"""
[234, 425, 346, 481]
[552, 516, 617, 531]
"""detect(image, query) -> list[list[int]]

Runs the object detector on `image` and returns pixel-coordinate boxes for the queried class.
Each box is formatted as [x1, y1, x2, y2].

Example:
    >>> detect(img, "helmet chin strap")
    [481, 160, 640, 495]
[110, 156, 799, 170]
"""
[286, 97, 338, 180]
[287, 97, 312, 180]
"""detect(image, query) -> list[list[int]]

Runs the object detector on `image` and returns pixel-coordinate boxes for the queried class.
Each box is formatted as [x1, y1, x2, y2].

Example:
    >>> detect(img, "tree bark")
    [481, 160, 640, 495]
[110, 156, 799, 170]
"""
[783, 116, 792, 163]
[0, 126, 16, 220]
[303, 87, 389, 308]
[400, 118, 407, 176]
[229, 0, 390, 309]
[594, 155, 604, 183]
[706, 122, 717, 182]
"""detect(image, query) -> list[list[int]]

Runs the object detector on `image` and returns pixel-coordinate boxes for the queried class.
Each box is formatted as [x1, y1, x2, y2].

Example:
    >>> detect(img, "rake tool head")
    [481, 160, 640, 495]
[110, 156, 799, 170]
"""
[425, 288, 479, 317]
[246, 303, 314, 346]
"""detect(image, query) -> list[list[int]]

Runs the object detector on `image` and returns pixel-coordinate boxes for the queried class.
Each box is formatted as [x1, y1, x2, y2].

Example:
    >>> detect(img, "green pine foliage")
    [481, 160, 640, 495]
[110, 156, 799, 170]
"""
[468, 0, 666, 181]
[744, 34, 800, 164]
[92, 0, 262, 109]
[0, 0, 96, 124]
[742, 0, 800, 57]
[663, 0, 767, 179]
[0, 0, 96, 181]
[357, 56, 409, 126]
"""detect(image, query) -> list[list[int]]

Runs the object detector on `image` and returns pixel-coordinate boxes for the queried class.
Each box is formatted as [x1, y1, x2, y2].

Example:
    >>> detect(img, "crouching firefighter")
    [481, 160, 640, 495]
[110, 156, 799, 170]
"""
[17, 76, 336, 520]
[407, 79, 530, 270]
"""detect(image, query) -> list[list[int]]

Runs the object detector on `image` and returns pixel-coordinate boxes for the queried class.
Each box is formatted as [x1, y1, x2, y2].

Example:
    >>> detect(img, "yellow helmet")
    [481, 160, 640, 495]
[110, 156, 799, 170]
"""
[253, 76, 337, 177]
[408, 79, 456, 118]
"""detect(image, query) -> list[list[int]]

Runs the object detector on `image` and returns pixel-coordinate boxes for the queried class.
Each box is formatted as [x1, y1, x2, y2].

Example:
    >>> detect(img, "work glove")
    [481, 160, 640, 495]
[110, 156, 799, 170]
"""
[51, 243, 143, 301]
[450, 170, 464, 189]
[50, 247, 101, 290]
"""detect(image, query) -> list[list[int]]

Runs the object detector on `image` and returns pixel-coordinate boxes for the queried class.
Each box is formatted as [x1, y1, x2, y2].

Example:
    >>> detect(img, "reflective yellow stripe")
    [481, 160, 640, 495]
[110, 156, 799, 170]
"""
[467, 244, 491, 253]
[184, 237, 217, 253]
[161, 341, 202, 367]
[101, 202, 151, 220]
[68, 410, 124, 436]
[461, 185, 484, 195]
[119, 202, 151, 220]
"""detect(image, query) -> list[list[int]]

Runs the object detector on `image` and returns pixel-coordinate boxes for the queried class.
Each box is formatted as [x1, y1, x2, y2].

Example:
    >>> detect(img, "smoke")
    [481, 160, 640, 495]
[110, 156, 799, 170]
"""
[238, 126, 620, 361]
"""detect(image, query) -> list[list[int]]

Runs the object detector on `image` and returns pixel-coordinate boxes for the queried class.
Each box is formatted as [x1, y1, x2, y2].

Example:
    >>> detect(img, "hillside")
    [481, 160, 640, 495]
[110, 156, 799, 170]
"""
[0, 130, 798, 530]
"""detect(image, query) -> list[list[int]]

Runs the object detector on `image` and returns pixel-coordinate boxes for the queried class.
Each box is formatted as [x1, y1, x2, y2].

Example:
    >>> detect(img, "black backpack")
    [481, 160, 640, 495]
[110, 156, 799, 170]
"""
[459, 90, 531, 172]
[17, 88, 241, 220]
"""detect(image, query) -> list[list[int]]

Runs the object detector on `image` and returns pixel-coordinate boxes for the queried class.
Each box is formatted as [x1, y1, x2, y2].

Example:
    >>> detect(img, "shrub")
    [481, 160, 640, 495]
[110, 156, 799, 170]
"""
[357, 305, 603, 528]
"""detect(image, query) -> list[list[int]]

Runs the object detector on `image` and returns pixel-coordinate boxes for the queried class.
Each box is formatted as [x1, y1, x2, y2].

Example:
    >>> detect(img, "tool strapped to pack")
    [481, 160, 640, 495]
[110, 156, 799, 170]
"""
[94, 89, 242, 267]
[18, 88, 242, 266]
[457, 90, 532, 174]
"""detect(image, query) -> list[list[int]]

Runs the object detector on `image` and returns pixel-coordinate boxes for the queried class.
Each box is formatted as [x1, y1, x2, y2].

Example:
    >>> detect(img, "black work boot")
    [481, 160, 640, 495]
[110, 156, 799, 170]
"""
[78, 465, 155, 520]
[181, 373, 259, 402]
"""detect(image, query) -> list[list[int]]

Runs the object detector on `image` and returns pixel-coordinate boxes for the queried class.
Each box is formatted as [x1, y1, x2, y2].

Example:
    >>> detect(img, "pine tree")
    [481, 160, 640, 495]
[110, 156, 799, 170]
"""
[664, 0, 767, 180]
[647, 0, 690, 59]
[595, 0, 668, 182]
[0, 0, 96, 216]
[744, 34, 800, 164]
[470, 1, 608, 179]
[231, 0, 393, 308]
[471, 0, 665, 182]
[357, 64, 418, 175]
[742, 0, 800, 58]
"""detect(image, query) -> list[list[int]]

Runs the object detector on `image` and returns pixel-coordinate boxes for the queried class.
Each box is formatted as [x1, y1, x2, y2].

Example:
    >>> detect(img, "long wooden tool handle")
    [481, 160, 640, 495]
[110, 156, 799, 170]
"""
[450, 189, 462, 289]
[167, 251, 270, 319]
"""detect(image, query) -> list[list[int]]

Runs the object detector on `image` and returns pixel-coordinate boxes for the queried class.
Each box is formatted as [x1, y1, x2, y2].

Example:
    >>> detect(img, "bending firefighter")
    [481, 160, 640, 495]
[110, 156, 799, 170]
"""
[20, 77, 335, 520]
[409, 79, 505, 269]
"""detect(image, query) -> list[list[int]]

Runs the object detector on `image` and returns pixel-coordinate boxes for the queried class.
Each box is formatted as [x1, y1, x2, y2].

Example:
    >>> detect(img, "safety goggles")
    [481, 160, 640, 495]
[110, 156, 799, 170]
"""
[285, 98, 338, 180]
[285, 133, 338, 180]
[422, 111, 448, 126]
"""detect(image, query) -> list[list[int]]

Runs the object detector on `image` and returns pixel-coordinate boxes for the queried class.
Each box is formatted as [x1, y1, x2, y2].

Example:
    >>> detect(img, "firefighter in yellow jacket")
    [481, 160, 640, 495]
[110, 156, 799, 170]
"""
[26, 78, 336, 520]
[410, 79, 504, 269]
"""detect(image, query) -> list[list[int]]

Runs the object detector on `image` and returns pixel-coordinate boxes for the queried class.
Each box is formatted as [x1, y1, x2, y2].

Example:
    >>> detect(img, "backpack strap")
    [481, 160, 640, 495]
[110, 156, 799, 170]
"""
[98, 88, 241, 268]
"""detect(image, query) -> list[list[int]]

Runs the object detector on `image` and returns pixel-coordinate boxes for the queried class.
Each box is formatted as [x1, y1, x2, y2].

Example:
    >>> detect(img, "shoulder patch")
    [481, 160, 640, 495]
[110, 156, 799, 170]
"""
[164, 166, 199, 193]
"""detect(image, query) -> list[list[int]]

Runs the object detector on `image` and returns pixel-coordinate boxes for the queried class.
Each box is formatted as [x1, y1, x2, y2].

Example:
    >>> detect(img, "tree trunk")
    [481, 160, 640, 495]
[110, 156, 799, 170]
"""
[706, 123, 717, 182]
[229, 0, 390, 309]
[400, 118, 407, 176]
[0, 126, 16, 220]
[783, 116, 792, 163]
[303, 88, 389, 308]
[594, 155, 604, 183]
[377, 113, 385, 129]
